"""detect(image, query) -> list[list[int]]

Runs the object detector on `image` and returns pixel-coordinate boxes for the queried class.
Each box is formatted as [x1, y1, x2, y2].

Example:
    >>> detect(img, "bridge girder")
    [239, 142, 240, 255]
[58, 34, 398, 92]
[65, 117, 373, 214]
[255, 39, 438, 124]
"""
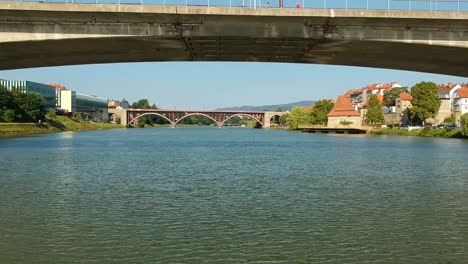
[0, 3, 467, 76]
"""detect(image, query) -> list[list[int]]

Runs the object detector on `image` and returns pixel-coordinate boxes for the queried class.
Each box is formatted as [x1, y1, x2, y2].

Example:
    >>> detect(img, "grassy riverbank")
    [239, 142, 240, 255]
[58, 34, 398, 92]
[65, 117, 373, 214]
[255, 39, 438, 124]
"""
[372, 128, 466, 139]
[0, 116, 122, 138]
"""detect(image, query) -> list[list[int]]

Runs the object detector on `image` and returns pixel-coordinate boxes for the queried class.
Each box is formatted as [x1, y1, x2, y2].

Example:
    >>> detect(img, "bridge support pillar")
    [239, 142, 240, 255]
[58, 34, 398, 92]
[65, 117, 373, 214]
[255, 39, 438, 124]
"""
[108, 108, 128, 126]
[263, 111, 287, 129]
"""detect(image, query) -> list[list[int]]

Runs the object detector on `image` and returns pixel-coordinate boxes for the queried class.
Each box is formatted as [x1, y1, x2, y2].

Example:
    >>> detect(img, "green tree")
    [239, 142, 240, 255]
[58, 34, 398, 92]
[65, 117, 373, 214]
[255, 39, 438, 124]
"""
[22, 93, 46, 121]
[383, 87, 408, 107]
[409, 82, 440, 124]
[461, 113, 468, 136]
[0, 86, 13, 110]
[1, 109, 15, 122]
[286, 107, 313, 129]
[131, 99, 151, 109]
[274, 107, 282, 112]
[310, 100, 334, 125]
[0, 87, 46, 122]
[365, 94, 384, 125]
[279, 113, 288, 125]
[46, 109, 57, 120]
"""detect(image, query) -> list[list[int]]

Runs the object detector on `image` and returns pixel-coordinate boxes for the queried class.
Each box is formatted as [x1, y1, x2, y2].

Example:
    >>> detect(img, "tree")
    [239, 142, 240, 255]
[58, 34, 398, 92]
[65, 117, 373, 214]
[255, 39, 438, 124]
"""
[131, 99, 151, 109]
[410, 82, 440, 123]
[461, 113, 468, 136]
[286, 107, 313, 129]
[383, 87, 408, 107]
[274, 107, 282, 112]
[310, 100, 334, 125]
[46, 109, 57, 120]
[279, 114, 288, 125]
[0, 88, 46, 122]
[1, 109, 15, 122]
[365, 94, 384, 125]
[22, 93, 46, 122]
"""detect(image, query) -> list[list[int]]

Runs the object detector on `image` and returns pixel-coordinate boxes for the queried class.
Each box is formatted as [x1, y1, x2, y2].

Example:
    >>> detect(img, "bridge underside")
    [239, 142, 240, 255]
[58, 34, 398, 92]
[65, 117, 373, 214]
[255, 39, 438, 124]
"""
[1, 4, 467, 75]
[1, 36, 466, 76]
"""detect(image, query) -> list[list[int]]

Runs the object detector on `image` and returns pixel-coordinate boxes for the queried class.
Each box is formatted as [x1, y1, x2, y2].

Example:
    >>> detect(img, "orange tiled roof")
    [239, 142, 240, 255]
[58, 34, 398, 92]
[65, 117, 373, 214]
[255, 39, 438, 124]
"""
[327, 96, 360, 117]
[366, 84, 379, 91]
[376, 94, 384, 103]
[438, 82, 457, 92]
[399, 92, 413, 100]
[457, 88, 468, 98]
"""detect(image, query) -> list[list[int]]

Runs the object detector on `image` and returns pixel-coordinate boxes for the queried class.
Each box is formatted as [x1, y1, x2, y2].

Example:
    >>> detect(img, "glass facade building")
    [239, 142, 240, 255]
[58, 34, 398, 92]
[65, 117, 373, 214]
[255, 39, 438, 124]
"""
[0, 79, 56, 108]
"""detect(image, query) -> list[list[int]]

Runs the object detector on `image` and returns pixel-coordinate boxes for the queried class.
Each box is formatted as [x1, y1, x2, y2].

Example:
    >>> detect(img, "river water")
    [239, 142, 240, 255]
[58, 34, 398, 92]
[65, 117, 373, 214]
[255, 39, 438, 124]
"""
[1, 127, 467, 263]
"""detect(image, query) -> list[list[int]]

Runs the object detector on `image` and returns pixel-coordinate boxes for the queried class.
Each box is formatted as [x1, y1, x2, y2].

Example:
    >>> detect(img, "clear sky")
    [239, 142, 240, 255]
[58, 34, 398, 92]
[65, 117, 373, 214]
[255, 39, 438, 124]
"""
[0, 62, 466, 109]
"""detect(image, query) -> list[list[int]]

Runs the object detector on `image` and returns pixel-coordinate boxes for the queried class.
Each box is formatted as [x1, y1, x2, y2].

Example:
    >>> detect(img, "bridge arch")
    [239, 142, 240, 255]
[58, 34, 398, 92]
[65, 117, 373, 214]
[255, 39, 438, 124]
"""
[220, 113, 264, 127]
[174, 113, 220, 126]
[128, 112, 174, 125]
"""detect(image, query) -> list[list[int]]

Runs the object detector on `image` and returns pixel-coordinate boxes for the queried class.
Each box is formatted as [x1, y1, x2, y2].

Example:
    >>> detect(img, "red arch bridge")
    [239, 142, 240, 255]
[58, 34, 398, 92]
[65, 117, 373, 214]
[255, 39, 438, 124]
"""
[108, 109, 286, 128]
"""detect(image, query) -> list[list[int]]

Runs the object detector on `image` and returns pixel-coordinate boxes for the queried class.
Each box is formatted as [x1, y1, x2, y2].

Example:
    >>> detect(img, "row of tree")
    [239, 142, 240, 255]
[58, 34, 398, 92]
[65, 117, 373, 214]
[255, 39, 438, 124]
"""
[285, 100, 335, 129]
[0, 87, 47, 123]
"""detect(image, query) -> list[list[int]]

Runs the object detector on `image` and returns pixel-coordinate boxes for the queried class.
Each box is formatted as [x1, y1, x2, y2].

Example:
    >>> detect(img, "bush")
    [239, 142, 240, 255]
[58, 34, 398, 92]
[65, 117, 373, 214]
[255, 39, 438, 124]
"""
[461, 113, 468, 136]
[1, 109, 15, 122]
[72, 113, 82, 122]
[45, 109, 57, 120]
[339, 120, 353, 126]
[444, 115, 455, 123]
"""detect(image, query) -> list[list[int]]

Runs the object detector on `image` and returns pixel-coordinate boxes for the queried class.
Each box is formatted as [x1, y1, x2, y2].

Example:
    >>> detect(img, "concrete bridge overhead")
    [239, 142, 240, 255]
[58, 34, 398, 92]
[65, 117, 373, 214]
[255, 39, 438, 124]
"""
[0, 2, 467, 76]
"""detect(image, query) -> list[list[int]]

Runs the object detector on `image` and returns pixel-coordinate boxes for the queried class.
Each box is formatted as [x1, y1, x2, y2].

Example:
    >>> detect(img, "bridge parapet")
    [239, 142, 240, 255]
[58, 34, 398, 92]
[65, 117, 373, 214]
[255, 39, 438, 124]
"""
[0, 3, 467, 75]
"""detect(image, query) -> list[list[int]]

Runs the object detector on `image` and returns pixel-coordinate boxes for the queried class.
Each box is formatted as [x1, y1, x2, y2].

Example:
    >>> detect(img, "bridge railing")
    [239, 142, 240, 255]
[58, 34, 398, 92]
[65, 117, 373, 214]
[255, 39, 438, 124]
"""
[1, 0, 467, 12]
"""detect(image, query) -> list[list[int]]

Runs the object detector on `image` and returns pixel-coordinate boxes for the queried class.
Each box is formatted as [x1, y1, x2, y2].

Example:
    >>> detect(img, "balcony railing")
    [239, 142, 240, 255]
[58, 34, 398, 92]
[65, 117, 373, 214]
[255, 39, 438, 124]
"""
[1, 0, 467, 12]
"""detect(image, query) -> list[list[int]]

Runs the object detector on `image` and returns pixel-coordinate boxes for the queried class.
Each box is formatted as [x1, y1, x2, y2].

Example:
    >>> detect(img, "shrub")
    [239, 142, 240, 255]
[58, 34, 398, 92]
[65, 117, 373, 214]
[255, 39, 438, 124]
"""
[339, 120, 353, 126]
[444, 115, 455, 123]
[461, 113, 468, 136]
[45, 109, 56, 120]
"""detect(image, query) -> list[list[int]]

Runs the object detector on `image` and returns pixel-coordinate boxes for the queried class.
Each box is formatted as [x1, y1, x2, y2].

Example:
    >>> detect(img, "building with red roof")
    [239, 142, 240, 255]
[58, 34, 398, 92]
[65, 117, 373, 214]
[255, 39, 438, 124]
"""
[327, 96, 362, 127]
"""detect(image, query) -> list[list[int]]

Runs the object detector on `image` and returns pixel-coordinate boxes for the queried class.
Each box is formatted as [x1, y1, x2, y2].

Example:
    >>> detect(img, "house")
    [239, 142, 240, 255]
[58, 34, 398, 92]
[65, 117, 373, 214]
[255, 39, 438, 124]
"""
[327, 96, 362, 127]
[452, 87, 468, 126]
[432, 83, 462, 124]
[395, 92, 413, 125]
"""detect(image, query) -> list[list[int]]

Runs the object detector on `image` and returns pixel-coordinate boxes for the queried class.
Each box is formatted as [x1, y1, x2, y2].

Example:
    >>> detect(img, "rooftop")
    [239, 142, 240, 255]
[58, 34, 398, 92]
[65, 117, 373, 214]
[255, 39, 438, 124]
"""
[328, 96, 360, 117]
[457, 88, 468, 98]
[399, 92, 413, 100]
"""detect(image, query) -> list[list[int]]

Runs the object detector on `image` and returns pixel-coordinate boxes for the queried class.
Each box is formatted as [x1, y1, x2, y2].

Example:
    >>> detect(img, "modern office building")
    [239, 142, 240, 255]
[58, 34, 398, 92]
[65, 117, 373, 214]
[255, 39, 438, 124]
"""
[59, 90, 108, 120]
[0, 79, 57, 108]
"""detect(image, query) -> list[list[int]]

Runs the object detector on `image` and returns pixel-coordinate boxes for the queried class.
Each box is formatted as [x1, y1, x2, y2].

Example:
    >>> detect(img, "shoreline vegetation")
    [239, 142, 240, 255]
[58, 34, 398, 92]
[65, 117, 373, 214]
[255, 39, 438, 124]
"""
[0, 116, 122, 138]
[371, 127, 466, 139]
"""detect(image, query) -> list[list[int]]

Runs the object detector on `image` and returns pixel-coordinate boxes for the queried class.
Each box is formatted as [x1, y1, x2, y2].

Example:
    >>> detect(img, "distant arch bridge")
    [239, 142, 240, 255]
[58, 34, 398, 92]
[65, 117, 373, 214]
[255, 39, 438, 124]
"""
[108, 108, 286, 128]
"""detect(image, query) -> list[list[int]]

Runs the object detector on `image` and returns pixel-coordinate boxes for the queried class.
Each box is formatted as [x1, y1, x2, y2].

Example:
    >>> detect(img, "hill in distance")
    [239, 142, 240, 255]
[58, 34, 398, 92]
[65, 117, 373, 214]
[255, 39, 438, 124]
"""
[217, 100, 315, 111]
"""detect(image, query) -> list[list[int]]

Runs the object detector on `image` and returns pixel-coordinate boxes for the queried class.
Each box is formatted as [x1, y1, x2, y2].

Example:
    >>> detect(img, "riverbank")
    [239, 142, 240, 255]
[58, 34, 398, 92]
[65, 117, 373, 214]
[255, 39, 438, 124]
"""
[371, 128, 466, 139]
[0, 116, 122, 138]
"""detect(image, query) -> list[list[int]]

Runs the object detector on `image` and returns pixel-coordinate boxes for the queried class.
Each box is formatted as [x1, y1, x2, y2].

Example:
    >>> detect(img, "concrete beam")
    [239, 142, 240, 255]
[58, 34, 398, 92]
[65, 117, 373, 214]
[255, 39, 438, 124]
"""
[0, 3, 467, 76]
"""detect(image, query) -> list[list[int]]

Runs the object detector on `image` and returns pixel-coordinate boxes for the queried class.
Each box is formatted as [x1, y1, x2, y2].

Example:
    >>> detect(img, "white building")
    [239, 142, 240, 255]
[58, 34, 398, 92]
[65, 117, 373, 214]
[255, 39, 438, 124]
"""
[452, 87, 468, 126]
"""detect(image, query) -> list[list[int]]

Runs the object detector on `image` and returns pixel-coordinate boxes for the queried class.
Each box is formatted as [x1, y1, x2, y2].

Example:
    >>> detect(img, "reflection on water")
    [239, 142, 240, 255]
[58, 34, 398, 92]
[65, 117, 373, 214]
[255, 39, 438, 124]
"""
[1, 127, 468, 263]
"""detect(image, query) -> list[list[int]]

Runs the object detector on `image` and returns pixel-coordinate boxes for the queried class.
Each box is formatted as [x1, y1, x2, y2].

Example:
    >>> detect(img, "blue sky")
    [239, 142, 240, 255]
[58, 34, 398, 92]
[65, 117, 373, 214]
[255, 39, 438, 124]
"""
[0, 62, 466, 109]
